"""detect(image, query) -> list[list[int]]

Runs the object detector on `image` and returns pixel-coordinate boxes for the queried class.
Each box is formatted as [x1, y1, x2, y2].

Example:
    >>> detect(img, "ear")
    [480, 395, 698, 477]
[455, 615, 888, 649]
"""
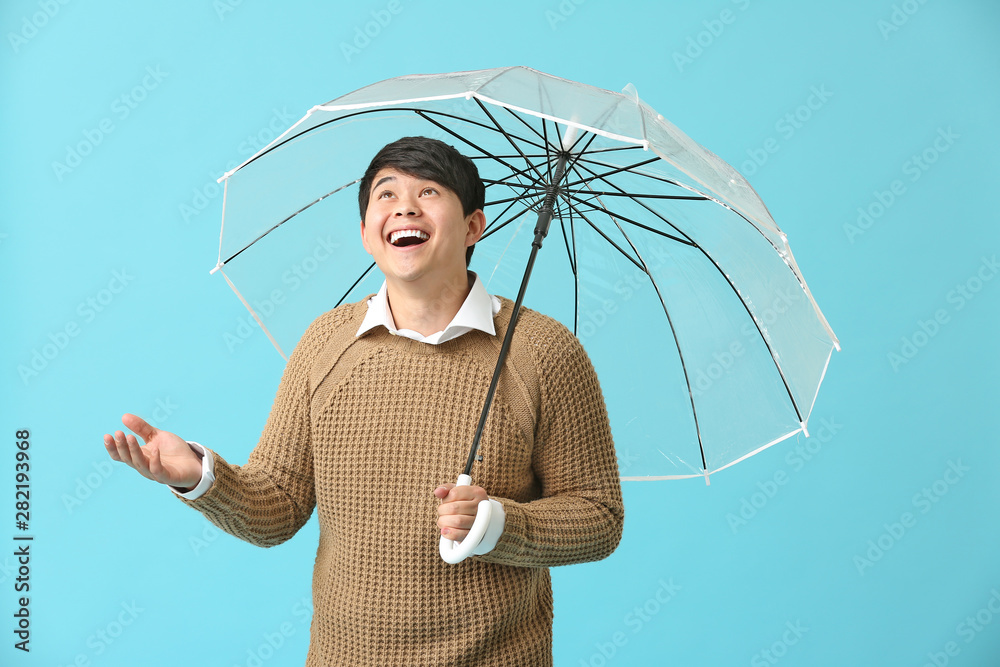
[359, 218, 372, 255]
[465, 209, 486, 247]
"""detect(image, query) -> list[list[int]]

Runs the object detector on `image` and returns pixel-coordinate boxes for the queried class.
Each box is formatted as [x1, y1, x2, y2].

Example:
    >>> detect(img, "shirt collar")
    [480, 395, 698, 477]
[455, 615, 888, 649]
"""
[356, 272, 500, 345]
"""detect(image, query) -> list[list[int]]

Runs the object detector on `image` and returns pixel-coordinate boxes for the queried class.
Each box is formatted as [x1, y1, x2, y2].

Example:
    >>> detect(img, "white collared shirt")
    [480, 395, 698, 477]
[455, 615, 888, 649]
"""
[173, 271, 506, 554]
[356, 272, 501, 344]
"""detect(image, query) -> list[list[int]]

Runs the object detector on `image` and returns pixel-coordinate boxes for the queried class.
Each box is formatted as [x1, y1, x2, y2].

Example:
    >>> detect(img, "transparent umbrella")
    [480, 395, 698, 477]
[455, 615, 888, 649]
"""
[212, 66, 840, 495]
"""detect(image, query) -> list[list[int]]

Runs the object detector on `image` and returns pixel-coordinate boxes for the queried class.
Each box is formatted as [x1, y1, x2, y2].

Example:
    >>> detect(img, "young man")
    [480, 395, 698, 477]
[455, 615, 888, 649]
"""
[103, 137, 623, 666]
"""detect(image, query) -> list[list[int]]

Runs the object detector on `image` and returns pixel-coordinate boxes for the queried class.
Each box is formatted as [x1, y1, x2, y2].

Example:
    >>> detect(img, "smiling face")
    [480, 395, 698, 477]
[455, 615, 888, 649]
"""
[361, 168, 485, 290]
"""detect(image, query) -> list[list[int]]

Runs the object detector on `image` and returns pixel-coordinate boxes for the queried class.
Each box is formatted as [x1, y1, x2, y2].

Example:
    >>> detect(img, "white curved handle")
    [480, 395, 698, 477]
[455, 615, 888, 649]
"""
[439, 474, 492, 564]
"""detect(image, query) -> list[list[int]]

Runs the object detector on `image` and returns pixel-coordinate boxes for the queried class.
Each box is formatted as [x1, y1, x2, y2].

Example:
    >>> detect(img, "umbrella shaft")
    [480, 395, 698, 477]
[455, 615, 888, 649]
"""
[532, 153, 569, 247]
[464, 241, 541, 476]
[464, 151, 569, 475]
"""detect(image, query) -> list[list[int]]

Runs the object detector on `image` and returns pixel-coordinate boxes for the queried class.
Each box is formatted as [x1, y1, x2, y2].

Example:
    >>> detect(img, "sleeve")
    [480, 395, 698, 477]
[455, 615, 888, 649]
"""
[176, 318, 325, 548]
[169, 441, 215, 500]
[477, 320, 624, 568]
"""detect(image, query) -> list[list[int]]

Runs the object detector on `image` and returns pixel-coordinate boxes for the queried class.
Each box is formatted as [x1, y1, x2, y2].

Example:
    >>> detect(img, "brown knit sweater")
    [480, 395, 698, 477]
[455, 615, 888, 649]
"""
[183, 297, 624, 666]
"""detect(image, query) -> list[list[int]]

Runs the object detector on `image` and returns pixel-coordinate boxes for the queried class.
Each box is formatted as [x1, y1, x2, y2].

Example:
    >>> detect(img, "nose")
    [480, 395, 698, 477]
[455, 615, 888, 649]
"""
[394, 195, 420, 217]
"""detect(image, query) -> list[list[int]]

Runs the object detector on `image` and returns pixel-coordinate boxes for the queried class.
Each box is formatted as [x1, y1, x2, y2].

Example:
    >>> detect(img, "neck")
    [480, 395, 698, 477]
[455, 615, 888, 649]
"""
[386, 269, 472, 336]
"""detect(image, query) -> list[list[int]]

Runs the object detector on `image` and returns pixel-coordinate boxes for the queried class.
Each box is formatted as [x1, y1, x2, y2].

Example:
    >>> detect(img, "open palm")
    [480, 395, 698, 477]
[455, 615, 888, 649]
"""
[103, 413, 202, 490]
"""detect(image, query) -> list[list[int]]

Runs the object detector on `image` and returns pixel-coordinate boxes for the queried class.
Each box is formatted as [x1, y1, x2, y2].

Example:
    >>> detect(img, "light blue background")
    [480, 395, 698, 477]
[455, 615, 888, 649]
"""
[2, 1, 998, 665]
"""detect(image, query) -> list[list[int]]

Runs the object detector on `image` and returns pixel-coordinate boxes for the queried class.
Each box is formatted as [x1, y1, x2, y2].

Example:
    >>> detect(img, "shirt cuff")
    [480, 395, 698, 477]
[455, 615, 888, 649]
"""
[472, 499, 506, 555]
[169, 441, 215, 500]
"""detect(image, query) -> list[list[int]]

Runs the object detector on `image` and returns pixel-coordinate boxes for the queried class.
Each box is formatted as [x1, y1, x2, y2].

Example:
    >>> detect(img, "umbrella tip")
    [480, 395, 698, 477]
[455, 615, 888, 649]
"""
[800, 422, 810, 438]
[560, 122, 579, 152]
[703, 470, 711, 486]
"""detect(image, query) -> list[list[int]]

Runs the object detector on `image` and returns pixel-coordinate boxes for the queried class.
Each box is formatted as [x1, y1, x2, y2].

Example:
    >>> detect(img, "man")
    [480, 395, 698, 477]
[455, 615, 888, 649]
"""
[103, 136, 623, 666]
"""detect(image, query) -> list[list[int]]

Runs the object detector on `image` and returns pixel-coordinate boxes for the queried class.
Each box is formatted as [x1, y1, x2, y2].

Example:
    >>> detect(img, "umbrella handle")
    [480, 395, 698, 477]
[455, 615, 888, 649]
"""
[438, 474, 493, 564]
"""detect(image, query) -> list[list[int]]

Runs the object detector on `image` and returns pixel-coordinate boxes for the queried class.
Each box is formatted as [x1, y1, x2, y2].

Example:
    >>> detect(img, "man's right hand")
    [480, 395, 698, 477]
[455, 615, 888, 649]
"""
[103, 413, 202, 491]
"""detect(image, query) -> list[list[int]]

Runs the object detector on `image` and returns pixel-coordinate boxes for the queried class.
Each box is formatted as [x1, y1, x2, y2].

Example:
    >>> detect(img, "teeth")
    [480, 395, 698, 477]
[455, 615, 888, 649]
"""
[390, 229, 429, 245]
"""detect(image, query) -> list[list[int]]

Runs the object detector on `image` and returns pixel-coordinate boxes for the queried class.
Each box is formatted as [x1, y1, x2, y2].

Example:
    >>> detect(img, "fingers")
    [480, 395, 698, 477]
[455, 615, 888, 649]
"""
[121, 413, 155, 444]
[127, 435, 154, 479]
[103, 433, 120, 462]
[148, 446, 163, 480]
[437, 499, 484, 517]
[435, 484, 489, 539]
[438, 507, 479, 539]
[105, 429, 154, 480]
[433, 483, 454, 499]
[112, 430, 133, 466]
[435, 484, 486, 503]
[438, 513, 473, 537]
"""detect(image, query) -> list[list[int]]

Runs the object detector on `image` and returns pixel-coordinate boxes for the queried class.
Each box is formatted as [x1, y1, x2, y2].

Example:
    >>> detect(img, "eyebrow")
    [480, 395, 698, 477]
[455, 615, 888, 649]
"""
[373, 175, 395, 189]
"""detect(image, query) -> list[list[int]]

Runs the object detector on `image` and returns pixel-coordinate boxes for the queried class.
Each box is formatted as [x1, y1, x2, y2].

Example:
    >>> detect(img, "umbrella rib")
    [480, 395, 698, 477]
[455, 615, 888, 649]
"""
[571, 166, 709, 470]
[335, 261, 377, 308]
[564, 157, 713, 244]
[564, 132, 600, 172]
[482, 178, 546, 193]
[227, 104, 598, 184]
[561, 192, 697, 247]
[487, 193, 548, 207]
[231, 106, 509, 172]
[566, 153, 700, 192]
[417, 108, 552, 215]
[565, 157, 701, 245]
[480, 200, 540, 242]
[561, 159, 698, 245]
[498, 109, 648, 158]
[482, 172, 548, 208]
[562, 156, 663, 190]
[219, 178, 360, 268]
[555, 204, 577, 276]
[555, 198, 580, 335]
[503, 105, 548, 145]
[483, 193, 537, 237]
[481, 172, 549, 194]
[473, 97, 548, 184]
[607, 218, 710, 473]
[561, 190, 708, 201]
[559, 196, 645, 271]
[575, 175, 807, 426]
[565, 144, 646, 156]
[414, 111, 528, 177]
[569, 151, 794, 266]
[470, 152, 552, 161]
[570, 205, 579, 336]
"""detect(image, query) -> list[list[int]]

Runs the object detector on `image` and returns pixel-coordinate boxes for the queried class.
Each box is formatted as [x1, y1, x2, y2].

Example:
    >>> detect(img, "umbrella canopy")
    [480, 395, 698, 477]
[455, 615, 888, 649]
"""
[213, 66, 839, 481]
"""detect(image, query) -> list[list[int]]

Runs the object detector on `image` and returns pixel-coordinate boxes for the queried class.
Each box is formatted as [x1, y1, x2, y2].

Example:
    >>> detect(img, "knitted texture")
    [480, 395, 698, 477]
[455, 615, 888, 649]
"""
[182, 297, 623, 666]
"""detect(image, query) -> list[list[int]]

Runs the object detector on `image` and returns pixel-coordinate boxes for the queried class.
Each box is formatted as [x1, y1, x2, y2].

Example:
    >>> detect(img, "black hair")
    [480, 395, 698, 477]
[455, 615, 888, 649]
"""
[358, 136, 485, 267]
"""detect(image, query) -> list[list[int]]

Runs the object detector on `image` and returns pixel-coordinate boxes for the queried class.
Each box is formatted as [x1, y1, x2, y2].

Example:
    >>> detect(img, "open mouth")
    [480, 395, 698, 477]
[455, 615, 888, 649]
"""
[390, 229, 429, 247]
